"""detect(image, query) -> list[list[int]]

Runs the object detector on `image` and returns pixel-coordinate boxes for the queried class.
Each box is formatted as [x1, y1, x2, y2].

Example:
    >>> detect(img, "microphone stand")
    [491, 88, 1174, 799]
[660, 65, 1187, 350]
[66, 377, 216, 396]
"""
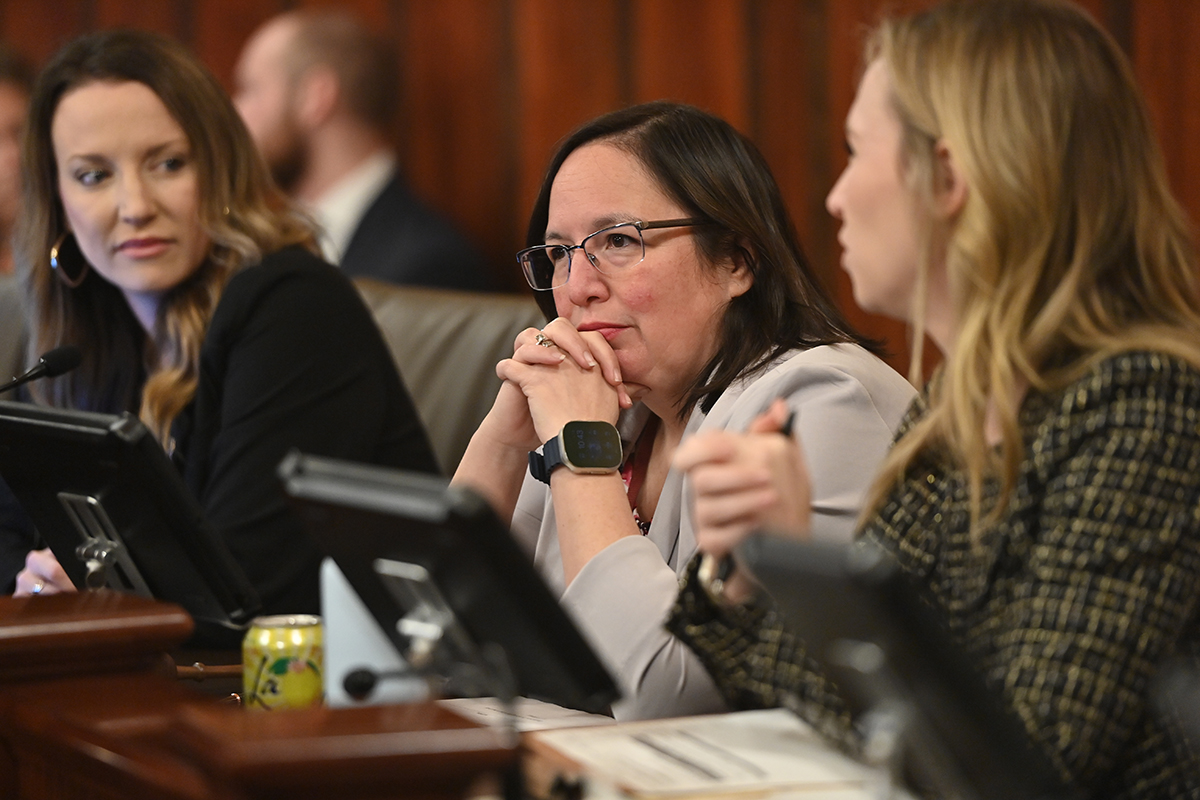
[0, 346, 82, 395]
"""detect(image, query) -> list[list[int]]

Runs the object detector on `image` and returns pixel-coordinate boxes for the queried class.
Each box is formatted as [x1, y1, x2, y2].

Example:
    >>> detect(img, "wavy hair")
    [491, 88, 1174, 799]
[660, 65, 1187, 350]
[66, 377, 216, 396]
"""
[526, 101, 880, 418]
[18, 29, 316, 443]
[861, 0, 1200, 531]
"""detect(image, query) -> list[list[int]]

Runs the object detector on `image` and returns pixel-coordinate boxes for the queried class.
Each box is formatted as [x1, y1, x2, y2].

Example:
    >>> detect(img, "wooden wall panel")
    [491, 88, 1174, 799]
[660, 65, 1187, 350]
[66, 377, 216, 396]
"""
[0, 0, 1197, 361]
[298, 0, 392, 30]
[401, 0, 516, 286]
[511, 0, 625, 241]
[92, 0, 182, 37]
[1, 0, 88, 64]
[1132, 0, 1200, 228]
[753, 1, 830, 275]
[191, 0, 283, 89]
[633, 0, 750, 128]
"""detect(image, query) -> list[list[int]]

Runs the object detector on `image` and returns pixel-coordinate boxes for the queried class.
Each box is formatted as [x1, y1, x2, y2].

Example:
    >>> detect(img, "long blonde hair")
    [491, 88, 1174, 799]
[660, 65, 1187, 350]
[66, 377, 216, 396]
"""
[863, 0, 1200, 532]
[18, 30, 316, 444]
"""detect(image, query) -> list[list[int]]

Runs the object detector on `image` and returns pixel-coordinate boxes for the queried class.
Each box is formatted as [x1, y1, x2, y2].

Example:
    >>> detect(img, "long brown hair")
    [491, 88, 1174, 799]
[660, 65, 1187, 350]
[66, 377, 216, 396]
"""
[862, 0, 1200, 532]
[18, 29, 317, 443]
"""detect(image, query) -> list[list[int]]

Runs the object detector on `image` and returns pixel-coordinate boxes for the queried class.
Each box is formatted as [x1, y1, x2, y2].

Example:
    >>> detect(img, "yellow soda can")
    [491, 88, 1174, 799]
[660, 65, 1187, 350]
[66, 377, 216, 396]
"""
[242, 614, 324, 710]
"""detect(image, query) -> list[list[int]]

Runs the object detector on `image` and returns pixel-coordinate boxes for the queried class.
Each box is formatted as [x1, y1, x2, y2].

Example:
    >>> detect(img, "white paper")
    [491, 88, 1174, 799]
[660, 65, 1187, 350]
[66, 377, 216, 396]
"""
[439, 696, 617, 732]
[529, 708, 876, 796]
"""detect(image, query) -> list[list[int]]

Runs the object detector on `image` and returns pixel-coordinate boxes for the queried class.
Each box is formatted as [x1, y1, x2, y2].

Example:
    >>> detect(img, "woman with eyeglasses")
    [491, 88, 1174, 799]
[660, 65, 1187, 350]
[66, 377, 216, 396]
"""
[453, 102, 915, 719]
[670, 0, 1200, 794]
[5, 30, 438, 635]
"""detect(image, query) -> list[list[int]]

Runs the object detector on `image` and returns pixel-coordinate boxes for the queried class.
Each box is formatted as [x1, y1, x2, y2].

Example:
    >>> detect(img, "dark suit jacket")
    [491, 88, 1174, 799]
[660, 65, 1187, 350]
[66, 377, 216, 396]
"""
[339, 173, 492, 291]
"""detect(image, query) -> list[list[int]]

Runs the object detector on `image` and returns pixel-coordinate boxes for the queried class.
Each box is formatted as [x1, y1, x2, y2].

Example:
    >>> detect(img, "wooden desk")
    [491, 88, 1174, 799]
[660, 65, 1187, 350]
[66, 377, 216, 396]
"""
[0, 592, 517, 800]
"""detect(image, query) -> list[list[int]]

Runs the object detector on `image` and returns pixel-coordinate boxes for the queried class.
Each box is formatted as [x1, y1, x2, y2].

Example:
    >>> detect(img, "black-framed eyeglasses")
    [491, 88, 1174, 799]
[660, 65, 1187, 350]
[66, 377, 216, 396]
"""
[517, 218, 702, 291]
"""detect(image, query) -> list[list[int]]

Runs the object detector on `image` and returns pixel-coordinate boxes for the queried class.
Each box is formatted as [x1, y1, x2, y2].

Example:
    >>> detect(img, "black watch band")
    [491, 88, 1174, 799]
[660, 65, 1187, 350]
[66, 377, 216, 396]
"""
[528, 445, 552, 484]
[529, 436, 565, 485]
[529, 437, 566, 485]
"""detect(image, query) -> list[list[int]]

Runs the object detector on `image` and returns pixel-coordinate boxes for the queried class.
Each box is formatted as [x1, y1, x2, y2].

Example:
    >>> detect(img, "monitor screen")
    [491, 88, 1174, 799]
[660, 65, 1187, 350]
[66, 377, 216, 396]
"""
[278, 450, 620, 714]
[0, 400, 261, 640]
[737, 534, 1067, 800]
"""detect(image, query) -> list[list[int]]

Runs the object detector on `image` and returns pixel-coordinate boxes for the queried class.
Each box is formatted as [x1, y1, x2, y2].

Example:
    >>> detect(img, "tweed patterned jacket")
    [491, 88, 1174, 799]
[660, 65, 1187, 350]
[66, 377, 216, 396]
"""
[668, 351, 1200, 799]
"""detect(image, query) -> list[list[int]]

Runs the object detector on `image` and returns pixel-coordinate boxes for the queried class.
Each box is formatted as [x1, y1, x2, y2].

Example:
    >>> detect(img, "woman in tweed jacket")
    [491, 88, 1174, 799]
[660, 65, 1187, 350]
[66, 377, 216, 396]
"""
[670, 1, 1200, 797]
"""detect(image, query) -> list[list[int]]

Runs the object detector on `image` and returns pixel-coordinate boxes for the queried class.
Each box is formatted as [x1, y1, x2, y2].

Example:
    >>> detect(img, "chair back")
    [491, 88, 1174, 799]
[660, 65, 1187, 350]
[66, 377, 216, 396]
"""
[354, 278, 544, 474]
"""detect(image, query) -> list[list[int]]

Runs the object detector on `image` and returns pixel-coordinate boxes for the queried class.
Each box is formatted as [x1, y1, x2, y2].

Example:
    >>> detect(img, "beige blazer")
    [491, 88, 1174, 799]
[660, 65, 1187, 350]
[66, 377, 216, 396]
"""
[511, 343, 916, 720]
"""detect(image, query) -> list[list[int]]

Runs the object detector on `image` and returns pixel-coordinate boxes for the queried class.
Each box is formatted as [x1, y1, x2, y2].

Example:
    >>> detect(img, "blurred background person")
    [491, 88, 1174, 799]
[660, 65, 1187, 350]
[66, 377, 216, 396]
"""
[233, 9, 491, 291]
[0, 45, 32, 276]
[5, 30, 438, 639]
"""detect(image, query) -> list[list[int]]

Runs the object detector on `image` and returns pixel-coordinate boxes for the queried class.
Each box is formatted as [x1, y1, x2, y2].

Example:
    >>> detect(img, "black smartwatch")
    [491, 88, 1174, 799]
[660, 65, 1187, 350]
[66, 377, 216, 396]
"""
[529, 420, 623, 484]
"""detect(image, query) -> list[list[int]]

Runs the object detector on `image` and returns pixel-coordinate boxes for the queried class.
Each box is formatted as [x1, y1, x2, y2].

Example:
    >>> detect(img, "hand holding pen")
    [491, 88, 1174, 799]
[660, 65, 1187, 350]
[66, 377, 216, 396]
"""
[674, 398, 812, 604]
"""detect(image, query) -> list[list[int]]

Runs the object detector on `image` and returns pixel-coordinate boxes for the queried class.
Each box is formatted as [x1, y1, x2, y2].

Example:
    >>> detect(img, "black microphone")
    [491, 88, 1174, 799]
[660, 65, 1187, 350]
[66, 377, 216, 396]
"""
[342, 666, 413, 701]
[0, 345, 82, 395]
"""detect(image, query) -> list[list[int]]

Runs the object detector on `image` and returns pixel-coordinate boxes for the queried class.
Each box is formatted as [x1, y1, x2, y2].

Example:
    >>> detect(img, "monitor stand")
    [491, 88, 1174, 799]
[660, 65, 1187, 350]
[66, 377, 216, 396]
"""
[59, 491, 152, 594]
[321, 558, 428, 707]
[321, 558, 519, 709]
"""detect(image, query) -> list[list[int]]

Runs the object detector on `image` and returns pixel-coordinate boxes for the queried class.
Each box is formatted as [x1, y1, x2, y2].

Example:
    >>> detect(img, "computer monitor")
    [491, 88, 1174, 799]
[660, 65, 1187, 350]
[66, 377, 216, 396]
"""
[278, 451, 620, 715]
[736, 534, 1070, 800]
[0, 400, 261, 640]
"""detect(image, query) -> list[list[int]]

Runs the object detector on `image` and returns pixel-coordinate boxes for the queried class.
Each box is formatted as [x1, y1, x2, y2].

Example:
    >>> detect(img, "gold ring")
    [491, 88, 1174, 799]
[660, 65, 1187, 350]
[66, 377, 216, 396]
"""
[534, 332, 555, 347]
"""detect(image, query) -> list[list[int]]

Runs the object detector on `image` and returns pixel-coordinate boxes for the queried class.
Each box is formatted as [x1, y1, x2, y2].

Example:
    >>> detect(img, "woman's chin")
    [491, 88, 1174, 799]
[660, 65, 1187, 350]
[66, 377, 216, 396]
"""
[624, 383, 650, 404]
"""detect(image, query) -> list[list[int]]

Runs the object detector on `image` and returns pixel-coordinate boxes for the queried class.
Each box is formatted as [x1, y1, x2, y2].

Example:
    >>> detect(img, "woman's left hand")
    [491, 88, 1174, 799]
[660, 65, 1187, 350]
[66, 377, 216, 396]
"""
[13, 548, 77, 596]
[674, 399, 812, 560]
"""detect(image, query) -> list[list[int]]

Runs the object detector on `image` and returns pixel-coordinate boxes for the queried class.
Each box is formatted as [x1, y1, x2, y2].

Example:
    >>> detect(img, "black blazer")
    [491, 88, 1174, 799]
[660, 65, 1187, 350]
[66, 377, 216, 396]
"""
[174, 245, 439, 619]
[340, 173, 492, 291]
[0, 246, 440, 621]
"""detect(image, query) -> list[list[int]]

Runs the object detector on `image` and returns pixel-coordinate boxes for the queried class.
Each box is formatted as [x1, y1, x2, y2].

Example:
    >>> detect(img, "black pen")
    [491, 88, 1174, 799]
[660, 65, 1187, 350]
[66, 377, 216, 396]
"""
[778, 408, 796, 438]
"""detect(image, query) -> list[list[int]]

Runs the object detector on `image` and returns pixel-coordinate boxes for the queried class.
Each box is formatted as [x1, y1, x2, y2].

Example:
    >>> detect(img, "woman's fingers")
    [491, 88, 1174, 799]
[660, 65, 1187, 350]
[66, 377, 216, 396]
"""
[747, 398, 791, 434]
[14, 548, 76, 596]
[518, 322, 595, 371]
[688, 460, 775, 497]
[674, 430, 741, 473]
[498, 348, 622, 440]
[691, 481, 779, 531]
[685, 460, 779, 556]
[521, 321, 626, 387]
[515, 342, 568, 366]
[563, 324, 623, 386]
[13, 569, 46, 596]
[516, 321, 631, 407]
[676, 416, 813, 554]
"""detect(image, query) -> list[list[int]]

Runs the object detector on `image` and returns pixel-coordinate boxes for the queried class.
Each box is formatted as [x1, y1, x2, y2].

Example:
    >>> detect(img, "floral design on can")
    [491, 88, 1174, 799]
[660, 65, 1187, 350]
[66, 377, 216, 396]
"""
[242, 614, 324, 710]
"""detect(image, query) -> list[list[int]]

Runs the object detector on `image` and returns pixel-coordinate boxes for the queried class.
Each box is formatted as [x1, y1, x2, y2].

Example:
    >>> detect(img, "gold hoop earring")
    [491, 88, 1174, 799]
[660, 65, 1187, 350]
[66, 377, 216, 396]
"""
[49, 232, 90, 288]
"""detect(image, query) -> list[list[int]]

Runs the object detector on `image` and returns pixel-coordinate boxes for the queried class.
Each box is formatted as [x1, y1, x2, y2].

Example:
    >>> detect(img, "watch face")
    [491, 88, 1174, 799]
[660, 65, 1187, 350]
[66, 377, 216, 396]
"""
[562, 421, 623, 470]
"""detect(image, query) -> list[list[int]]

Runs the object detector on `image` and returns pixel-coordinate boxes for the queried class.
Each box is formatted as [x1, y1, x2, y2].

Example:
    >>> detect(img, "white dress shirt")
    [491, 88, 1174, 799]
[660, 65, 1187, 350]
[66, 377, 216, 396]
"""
[309, 151, 397, 266]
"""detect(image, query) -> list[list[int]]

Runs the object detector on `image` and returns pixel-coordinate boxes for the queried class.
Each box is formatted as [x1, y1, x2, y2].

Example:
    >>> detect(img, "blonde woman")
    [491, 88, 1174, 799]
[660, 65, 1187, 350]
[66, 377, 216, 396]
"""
[672, 0, 1200, 795]
[6, 30, 437, 626]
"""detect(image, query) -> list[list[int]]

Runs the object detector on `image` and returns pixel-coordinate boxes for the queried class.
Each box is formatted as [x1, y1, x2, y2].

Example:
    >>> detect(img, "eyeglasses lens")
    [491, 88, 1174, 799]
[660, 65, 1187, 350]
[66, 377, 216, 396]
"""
[520, 223, 647, 290]
[585, 224, 645, 272]
[520, 248, 564, 290]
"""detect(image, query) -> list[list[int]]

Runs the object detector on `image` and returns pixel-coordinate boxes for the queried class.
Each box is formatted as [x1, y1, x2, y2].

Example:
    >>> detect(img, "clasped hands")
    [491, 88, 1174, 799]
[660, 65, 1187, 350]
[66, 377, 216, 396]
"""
[486, 318, 632, 451]
[491, 318, 814, 566]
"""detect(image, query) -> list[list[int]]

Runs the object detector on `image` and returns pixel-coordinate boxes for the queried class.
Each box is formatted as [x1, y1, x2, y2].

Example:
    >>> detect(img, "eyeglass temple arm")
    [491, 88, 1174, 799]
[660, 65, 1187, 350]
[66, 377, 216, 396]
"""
[636, 217, 704, 231]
